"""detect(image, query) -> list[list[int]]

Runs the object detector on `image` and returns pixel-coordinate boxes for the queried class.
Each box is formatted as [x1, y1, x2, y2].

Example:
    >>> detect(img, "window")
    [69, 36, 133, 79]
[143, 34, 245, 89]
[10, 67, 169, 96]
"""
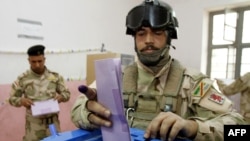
[207, 6, 250, 79]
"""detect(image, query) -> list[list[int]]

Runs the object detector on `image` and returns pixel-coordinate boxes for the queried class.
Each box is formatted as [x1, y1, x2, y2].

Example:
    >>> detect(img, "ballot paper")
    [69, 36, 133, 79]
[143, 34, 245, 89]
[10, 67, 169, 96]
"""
[31, 99, 60, 117]
[95, 58, 131, 141]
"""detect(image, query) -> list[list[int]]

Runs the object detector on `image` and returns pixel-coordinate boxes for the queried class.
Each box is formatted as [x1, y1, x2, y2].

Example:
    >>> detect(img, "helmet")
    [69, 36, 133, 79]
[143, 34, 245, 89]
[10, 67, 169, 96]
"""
[125, 0, 178, 39]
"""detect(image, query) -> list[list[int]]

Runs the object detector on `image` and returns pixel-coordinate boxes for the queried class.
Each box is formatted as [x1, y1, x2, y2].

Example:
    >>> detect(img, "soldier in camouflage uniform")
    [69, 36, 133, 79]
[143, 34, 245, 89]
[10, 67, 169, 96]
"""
[216, 72, 250, 123]
[9, 45, 71, 141]
[71, 0, 247, 141]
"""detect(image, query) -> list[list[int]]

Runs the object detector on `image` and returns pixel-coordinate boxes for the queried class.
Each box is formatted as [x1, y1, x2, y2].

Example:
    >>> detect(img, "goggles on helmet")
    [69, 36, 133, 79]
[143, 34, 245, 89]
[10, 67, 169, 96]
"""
[126, 2, 178, 39]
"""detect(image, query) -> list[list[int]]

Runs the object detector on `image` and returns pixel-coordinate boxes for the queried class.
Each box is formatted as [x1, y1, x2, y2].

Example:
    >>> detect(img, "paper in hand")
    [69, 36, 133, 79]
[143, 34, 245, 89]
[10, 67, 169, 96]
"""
[31, 99, 60, 117]
[94, 58, 131, 141]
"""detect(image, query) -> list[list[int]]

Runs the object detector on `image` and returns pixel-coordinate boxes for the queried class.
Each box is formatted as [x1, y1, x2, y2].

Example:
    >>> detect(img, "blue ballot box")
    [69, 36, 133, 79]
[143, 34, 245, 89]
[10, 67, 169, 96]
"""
[42, 124, 191, 141]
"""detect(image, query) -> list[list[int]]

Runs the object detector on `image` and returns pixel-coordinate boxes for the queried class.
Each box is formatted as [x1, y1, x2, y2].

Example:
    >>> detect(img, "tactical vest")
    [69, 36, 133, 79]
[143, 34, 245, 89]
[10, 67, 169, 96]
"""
[122, 59, 186, 129]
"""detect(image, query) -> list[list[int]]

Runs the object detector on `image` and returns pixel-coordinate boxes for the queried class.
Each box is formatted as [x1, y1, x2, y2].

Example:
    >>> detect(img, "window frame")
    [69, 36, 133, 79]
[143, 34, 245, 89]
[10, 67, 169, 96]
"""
[207, 6, 250, 79]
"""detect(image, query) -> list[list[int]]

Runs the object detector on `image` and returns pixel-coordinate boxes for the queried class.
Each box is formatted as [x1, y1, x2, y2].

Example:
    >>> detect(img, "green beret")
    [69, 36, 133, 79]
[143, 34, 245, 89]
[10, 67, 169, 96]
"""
[27, 45, 45, 56]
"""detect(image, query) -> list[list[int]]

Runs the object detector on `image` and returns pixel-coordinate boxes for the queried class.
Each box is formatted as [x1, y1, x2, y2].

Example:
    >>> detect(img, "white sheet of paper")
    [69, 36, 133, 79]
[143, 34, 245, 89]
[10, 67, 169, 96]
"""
[31, 99, 60, 117]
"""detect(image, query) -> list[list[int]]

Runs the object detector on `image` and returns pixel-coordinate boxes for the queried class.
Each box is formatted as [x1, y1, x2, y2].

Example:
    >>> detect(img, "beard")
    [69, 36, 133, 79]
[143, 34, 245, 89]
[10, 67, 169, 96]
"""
[135, 45, 169, 66]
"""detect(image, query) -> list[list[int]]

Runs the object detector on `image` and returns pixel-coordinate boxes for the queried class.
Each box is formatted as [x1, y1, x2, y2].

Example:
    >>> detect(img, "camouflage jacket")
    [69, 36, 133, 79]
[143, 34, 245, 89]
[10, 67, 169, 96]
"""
[71, 58, 246, 141]
[9, 67, 70, 115]
[216, 72, 250, 120]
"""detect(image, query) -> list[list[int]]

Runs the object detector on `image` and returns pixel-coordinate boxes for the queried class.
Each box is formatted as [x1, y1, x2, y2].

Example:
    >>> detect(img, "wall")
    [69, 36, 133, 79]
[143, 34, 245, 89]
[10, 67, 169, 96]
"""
[0, 0, 250, 84]
[0, 51, 98, 84]
[0, 0, 139, 84]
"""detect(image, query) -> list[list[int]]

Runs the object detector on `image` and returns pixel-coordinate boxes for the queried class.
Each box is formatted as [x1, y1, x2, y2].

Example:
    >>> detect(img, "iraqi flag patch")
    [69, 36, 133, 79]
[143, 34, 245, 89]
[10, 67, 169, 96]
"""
[208, 93, 225, 105]
[193, 81, 211, 97]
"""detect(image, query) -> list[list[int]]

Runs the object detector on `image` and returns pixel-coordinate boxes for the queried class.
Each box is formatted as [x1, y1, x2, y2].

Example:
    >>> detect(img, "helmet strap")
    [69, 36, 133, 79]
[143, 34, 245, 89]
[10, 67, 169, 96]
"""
[135, 44, 170, 66]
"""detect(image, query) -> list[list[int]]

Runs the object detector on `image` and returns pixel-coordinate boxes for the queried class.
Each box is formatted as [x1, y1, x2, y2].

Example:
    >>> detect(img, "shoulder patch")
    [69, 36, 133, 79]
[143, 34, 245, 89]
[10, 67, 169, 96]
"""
[13, 80, 20, 88]
[192, 79, 213, 97]
[198, 89, 233, 113]
[208, 93, 225, 105]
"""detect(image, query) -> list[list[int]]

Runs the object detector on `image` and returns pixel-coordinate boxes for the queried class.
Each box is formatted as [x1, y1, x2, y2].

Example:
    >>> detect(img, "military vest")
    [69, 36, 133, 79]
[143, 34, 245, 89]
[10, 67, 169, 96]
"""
[122, 59, 186, 129]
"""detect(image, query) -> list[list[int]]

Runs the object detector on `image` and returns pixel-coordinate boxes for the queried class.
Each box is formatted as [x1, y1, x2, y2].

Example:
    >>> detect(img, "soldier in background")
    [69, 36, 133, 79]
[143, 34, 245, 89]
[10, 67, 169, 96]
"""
[9, 45, 71, 141]
[71, 0, 247, 141]
[216, 72, 250, 123]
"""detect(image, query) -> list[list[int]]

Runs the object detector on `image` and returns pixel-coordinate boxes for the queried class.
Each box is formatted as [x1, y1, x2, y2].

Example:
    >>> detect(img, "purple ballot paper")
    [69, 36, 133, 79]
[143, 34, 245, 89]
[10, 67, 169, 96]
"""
[95, 58, 131, 141]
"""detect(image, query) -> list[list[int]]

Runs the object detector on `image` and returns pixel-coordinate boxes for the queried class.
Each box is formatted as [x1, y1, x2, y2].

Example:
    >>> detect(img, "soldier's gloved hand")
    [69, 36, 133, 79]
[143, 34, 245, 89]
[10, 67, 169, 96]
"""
[78, 85, 112, 127]
[20, 97, 33, 108]
[144, 112, 198, 141]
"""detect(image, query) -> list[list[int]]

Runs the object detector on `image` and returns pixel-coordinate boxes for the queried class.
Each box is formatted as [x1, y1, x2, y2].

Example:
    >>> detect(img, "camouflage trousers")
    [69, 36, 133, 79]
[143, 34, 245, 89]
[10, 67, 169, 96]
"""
[23, 114, 60, 141]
